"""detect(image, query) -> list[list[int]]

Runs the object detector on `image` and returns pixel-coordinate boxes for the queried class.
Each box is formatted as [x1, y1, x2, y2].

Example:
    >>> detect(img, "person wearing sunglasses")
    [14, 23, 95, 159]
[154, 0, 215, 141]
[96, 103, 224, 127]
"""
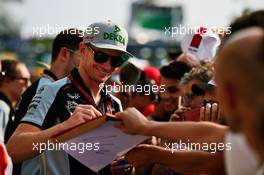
[0, 59, 31, 143]
[170, 65, 214, 122]
[7, 21, 133, 175]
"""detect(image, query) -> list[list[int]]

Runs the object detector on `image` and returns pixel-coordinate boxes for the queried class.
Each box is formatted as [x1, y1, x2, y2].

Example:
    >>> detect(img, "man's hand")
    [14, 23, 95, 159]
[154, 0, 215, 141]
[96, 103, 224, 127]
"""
[200, 103, 220, 123]
[7, 104, 102, 162]
[170, 107, 190, 121]
[64, 104, 102, 129]
[124, 144, 157, 168]
[115, 107, 149, 135]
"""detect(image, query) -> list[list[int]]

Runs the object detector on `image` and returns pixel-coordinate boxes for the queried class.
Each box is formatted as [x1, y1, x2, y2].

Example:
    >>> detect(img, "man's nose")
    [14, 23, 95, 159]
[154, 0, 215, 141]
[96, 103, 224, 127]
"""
[27, 80, 31, 87]
[101, 59, 113, 71]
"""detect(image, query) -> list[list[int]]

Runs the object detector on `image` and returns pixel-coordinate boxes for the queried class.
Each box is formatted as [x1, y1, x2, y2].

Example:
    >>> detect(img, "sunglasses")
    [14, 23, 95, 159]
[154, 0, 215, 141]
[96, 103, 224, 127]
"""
[15, 77, 31, 85]
[89, 46, 128, 68]
[191, 84, 206, 96]
[7, 74, 30, 86]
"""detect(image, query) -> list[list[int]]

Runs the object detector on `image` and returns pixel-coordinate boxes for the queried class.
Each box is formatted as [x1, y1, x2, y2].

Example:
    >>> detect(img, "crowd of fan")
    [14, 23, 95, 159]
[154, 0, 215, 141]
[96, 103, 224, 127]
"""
[0, 10, 264, 175]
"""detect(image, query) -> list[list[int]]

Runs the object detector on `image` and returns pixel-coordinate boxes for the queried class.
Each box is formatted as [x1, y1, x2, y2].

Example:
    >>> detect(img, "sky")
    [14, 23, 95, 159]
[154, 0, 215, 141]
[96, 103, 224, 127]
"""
[4, 0, 264, 38]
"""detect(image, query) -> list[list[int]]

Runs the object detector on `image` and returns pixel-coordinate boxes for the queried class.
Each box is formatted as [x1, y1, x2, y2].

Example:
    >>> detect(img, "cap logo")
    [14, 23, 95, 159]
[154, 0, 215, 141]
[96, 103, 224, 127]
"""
[114, 25, 121, 33]
[190, 34, 202, 48]
[190, 27, 207, 49]
[103, 25, 125, 45]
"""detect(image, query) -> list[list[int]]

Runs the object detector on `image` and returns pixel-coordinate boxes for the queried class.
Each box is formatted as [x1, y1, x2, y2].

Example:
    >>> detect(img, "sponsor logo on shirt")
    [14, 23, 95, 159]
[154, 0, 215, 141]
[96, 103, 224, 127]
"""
[65, 101, 78, 113]
[67, 93, 80, 100]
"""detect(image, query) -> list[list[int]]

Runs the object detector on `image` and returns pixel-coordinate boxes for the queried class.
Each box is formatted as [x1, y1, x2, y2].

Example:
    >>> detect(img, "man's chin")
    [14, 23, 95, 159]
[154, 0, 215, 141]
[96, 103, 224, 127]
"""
[94, 76, 109, 84]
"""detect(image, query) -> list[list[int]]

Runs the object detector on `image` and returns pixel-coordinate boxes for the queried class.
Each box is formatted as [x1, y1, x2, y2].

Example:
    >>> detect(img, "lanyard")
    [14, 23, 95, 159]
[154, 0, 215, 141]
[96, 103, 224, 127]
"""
[50, 74, 114, 139]
[68, 74, 113, 114]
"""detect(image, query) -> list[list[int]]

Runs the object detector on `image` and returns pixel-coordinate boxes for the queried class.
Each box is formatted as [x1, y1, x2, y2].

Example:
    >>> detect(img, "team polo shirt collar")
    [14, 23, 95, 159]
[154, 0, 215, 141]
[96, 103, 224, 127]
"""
[70, 68, 111, 102]
[43, 69, 58, 81]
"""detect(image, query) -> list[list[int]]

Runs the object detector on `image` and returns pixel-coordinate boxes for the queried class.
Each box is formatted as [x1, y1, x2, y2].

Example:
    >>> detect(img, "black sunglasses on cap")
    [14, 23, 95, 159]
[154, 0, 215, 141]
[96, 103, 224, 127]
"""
[88, 46, 128, 68]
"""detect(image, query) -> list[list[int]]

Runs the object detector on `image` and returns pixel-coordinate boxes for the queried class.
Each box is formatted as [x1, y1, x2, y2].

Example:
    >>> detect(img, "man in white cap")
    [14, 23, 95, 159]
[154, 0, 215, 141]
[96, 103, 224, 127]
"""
[7, 21, 132, 175]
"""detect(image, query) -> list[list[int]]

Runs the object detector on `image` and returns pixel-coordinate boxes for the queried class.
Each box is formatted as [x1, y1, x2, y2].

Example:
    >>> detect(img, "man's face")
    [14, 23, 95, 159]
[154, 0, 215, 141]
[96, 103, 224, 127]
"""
[80, 44, 120, 84]
[215, 28, 264, 161]
[9, 63, 31, 101]
[181, 80, 205, 109]
[160, 76, 181, 112]
[131, 93, 152, 111]
[217, 70, 264, 157]
[215, 52, 244, 132]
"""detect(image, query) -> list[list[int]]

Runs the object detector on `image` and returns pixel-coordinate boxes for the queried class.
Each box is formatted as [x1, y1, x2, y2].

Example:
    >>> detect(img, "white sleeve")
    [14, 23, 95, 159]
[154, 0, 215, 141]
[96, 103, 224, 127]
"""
[0, 101, 10, 142]
[224, 132, 261, 175]
[21, 85, 56, 127]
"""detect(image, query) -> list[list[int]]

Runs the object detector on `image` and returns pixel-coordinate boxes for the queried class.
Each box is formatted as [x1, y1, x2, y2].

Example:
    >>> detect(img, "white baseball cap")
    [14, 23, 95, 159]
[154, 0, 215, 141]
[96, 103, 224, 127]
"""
[181, 27, 221, 61]
[83, 20, 133, 59]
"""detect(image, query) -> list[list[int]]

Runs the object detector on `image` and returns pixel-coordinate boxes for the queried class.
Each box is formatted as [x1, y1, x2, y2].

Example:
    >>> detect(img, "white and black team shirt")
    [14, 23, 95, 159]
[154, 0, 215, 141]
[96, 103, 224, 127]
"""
[21, 68, 123, 175]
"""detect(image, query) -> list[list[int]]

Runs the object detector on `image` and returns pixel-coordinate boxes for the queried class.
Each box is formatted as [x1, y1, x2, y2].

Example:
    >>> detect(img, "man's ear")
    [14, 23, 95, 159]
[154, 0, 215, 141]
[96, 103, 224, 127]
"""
[58, 47, 69, 63]
[223, 82, 242, 132]
[113, 68, 120, 74]
[257, 112, 264, 142]
[223, 82, 236, 109]
[223, 82, 237, 113]
[79, 42, 86, 55]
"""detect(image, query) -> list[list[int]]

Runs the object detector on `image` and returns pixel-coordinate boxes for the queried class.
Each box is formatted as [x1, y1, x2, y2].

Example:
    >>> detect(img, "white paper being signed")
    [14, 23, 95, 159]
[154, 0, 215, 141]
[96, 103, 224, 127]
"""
[63, 121, 147, 172]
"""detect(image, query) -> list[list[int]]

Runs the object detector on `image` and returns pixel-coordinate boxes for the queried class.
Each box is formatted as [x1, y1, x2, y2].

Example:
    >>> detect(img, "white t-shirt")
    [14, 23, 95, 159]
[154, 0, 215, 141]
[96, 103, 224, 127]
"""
[224, 132, 261, 175]
[0, 100, 11, 142]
